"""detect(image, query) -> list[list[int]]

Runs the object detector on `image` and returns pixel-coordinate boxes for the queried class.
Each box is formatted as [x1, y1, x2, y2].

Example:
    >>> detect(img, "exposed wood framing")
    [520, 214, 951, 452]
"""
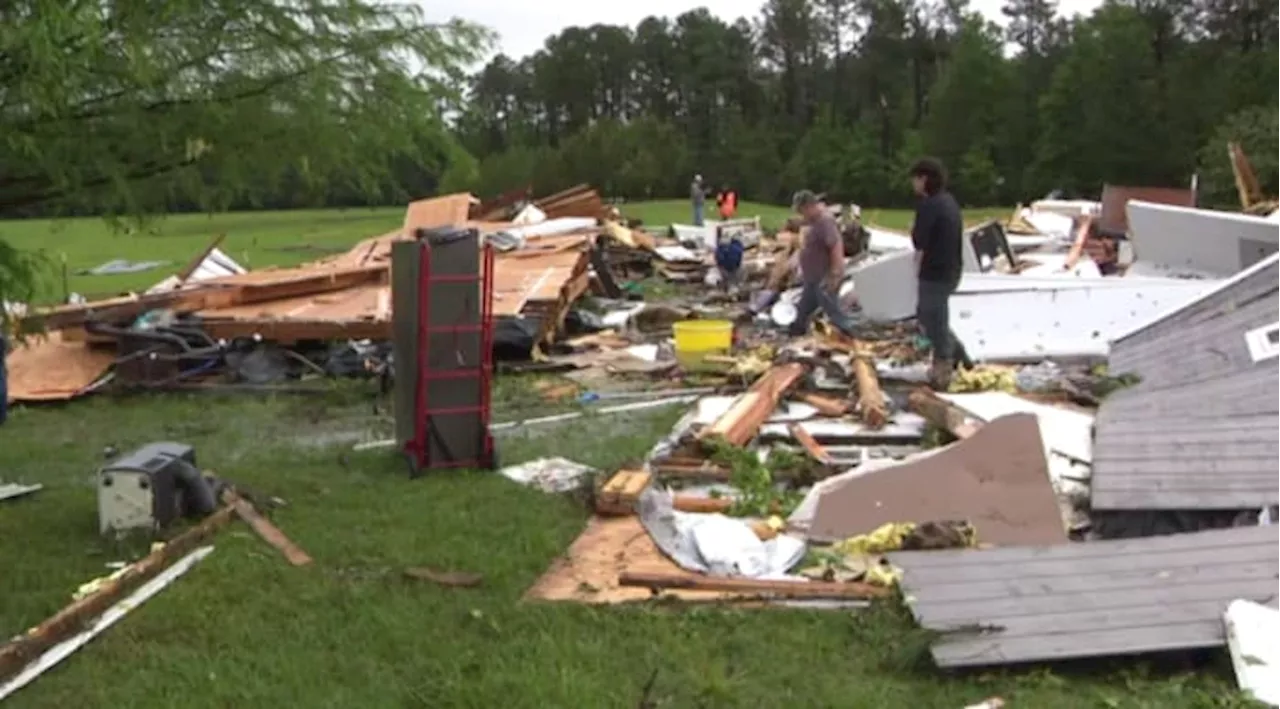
[699, 362, 808, 447]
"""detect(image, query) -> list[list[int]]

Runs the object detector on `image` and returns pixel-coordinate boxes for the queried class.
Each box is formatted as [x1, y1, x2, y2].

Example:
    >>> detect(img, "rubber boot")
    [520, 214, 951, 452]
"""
[929, 358, 955, 391]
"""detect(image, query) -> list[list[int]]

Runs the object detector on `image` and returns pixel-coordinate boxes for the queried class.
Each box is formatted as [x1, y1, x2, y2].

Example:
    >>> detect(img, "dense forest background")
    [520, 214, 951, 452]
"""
[1, 0, 1276, 222]
[446, 0, 1278, 209]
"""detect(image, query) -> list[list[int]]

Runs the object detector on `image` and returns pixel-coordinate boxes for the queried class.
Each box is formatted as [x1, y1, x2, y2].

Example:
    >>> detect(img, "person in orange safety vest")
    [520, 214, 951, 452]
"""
[716, 185, 738, 220]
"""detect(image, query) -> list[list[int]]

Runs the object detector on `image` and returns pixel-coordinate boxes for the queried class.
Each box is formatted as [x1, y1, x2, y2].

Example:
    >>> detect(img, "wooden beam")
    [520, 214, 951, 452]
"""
[596, 469, 736, 516]
[823, 334, 887, 428]
[198, 318, 389, 343]
[0, 506, 236, 684]
[618, 571, 888, 599]
[851, 351, 888, 429]
[699, 362, 808, 447]
[174, 233, 226, 284]
[789, 423, 834, 464]
[23, 287, 238, 331]
[798, 392, 850, 417]
[907, 387, 983, 439]
[232, 266, 387, 306]
[222, 490, 312, 567]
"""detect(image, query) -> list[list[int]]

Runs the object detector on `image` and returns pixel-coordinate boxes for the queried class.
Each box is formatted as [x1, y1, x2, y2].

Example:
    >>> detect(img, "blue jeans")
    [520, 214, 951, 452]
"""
[916, 279, 970, 366]
[692, 203, 704, 226]
[789, 281, 856, 336]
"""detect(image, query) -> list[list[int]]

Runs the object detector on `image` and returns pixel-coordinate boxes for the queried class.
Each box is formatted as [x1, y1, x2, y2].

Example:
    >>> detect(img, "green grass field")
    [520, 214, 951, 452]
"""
[0, 203, 1251, 708]
[622, 199, 1012, 233]
[0, 200, 1012, 301]
[0, 207, 405, 300]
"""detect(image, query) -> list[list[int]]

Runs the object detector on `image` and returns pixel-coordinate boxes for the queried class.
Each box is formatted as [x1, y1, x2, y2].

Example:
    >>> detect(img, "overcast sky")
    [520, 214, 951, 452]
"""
[423, 0, 1105, 62]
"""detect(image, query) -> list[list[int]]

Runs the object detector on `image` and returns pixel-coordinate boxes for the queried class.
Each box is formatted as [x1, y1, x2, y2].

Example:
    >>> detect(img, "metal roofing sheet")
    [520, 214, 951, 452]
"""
[949, 279, 1214, 361]
[889, 525, 1280, 668]
[1126, 201, 1280, 277]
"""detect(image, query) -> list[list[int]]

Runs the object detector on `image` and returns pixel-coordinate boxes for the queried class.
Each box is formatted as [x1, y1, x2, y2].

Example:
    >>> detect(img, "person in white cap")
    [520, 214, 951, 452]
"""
[690, 174, 706, 226]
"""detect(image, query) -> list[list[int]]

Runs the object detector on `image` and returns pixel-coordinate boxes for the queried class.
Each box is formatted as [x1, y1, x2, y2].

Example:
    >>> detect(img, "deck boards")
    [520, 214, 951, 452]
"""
[889, 526, 1280, 668]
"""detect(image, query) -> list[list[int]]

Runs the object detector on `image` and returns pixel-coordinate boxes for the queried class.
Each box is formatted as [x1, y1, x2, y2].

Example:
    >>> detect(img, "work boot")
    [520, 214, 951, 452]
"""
[928, 358, 955, 391]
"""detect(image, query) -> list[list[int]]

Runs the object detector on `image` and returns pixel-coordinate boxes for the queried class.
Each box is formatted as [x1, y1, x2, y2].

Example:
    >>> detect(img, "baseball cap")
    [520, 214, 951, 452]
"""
[791, 190, 823, 211]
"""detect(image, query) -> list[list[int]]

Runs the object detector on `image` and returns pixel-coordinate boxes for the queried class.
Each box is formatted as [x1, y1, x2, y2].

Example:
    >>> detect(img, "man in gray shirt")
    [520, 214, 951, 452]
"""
[788, 190, 857, 336]
[690, 174, 706, 226]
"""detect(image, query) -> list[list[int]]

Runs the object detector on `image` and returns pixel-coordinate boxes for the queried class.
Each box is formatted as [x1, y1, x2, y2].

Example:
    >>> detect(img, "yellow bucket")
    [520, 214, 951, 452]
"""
[673, 319, 734, 370]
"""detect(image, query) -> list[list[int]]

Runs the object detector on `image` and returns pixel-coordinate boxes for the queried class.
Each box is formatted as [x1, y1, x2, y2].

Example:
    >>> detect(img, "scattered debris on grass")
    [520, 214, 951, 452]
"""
[0, 482, 42, 502]
[3, 185, 1277, 697]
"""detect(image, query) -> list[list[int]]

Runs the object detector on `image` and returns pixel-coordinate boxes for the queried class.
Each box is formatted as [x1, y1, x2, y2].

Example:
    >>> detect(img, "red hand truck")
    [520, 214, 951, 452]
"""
[394, 227, 497, 477]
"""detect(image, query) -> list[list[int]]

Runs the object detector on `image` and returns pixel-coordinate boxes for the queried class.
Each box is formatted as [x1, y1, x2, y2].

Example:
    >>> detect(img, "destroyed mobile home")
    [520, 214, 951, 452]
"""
[2, 182, 1278, 704]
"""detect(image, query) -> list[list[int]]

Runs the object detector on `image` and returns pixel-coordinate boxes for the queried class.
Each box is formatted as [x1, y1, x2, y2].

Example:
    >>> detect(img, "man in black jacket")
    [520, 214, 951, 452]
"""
[909, 157, 971, 390]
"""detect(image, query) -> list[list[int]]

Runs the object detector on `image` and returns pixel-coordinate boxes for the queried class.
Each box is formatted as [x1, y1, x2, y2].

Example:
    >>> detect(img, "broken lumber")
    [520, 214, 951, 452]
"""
[850, 352, 887, 429]
[798, 392, 850, 417]
[24, 264, 386, 333]
[788, 423, 834, 465]
[764, 235, 799, 291]
[0, 506, 236, 684]
[699, 362, 808, 447]
[403, 567, 483, 588]
[907, 388, 983, 439]
[602, 220, 656, 251]
[175, 233, 226, 284]
[618, 571, 888, 600]
[596, 470, 733, 516]
[824, 334, 887, 428]
[222, 490, 312, 567]
[24, 286, 237, 332]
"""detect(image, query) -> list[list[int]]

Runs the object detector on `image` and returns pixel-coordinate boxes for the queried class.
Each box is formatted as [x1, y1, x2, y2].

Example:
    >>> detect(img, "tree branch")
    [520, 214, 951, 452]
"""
[0, 156, 200, 213]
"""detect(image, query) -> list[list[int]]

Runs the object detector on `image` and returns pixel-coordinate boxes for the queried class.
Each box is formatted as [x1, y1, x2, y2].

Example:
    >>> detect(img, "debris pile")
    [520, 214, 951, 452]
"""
[505, 189, 1278, 699]
[3, 180, 1278, 702]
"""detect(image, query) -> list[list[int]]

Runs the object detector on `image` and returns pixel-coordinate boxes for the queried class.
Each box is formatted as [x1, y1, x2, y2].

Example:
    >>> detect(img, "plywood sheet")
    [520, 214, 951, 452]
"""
[196, 283, 387, 322]
[524, 516, 739, 604]
[403, 192, 475, 233]
[4, 332, 115, 402]
[1099, 184, 1195, 234]
[1127, 200, 1280, 276]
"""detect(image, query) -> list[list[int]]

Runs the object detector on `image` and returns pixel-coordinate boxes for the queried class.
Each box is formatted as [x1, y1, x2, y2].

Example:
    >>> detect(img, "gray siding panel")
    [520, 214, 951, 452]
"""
[1092, 260, 1280, 512]
[1111, 259, 1280, 389]
[889, 525, 1280, 668]
[1111, 259, 1278, 377]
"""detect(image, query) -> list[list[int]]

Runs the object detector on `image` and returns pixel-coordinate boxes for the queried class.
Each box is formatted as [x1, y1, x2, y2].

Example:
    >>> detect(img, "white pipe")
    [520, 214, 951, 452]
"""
[0, 547, 215, 701]
[351, 395, 698, 452]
